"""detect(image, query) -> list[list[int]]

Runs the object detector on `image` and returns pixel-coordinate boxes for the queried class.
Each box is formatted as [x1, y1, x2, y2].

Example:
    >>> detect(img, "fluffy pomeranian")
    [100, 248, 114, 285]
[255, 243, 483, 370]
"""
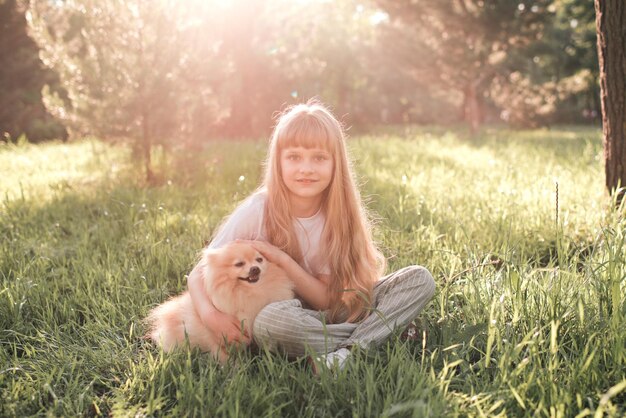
[146, 242, 294, 362]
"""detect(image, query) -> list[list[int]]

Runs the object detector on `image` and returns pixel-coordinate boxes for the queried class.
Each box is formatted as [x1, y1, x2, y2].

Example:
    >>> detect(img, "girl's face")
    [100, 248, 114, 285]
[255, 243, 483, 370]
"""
[280, 146, 334, 209]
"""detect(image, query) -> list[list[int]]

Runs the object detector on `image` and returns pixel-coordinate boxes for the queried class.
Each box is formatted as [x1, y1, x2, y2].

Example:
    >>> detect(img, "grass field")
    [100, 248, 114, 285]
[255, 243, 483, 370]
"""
[1, 126, 625, 417]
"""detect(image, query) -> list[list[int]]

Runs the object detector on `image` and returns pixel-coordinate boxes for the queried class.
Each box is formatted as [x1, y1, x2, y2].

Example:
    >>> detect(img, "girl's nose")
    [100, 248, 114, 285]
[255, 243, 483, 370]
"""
[299, 160, 314, 173]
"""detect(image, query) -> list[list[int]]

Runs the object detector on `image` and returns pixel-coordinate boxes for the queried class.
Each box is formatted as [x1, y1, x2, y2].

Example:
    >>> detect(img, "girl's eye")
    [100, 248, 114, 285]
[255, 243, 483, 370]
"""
[234, 261, 245, 267]
[315, 155, 328, 161]
[287, 154, 300, 161]
[256, 257, 263, 263]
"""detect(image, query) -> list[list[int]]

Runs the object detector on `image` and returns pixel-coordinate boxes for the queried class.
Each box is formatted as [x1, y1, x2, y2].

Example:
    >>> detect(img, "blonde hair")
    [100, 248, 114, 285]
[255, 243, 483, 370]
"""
[261, 100, 385, 323]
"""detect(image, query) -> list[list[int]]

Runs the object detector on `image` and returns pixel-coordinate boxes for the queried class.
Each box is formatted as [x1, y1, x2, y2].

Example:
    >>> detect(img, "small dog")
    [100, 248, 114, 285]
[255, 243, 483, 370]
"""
[146, 242, 294, 362]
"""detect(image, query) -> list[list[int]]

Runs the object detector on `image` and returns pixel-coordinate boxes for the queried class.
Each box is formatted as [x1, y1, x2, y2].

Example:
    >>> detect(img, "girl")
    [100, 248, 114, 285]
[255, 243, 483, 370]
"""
[188, 101, 436, 371]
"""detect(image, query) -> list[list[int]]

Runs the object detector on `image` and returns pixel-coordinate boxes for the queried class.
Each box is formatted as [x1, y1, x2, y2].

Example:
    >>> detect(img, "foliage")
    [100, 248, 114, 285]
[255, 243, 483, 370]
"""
[0, 0, 66, 142]
[12, 0, 600, 145]
[374, 0, 555, 130]
[1, 127, 625, 416]
[371, 0, 602, 129]
[26, 0, 228, 179]
[492, 0, 600, 127]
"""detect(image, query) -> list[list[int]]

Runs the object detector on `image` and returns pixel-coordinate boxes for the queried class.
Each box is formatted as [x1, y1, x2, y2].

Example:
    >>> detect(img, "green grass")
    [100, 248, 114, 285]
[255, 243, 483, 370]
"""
[1, 126, 624, 417]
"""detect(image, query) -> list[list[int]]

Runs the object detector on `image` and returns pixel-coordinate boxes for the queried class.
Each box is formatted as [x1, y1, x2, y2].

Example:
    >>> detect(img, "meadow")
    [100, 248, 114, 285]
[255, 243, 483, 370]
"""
[1, 126, 624, 417]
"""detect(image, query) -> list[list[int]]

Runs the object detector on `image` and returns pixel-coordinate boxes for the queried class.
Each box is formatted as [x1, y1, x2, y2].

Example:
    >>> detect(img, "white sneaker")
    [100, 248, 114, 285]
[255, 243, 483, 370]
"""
[310, 348, 351, 375]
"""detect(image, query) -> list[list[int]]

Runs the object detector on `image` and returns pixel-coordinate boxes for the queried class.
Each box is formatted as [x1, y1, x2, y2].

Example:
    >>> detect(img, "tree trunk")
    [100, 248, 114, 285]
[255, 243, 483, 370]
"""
[595, 0, 626, 205]
[137, 0, 154, 184]
[463, 82, 482, 134]
[142, 107, 154, 184]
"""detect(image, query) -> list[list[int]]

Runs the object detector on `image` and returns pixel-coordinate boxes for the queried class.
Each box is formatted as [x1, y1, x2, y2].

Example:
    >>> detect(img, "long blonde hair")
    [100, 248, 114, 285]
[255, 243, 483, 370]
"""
[262, 100, 385, 323]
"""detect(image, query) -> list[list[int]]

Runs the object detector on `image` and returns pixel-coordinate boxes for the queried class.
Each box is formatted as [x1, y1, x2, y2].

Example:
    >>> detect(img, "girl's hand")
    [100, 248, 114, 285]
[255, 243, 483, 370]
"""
[235, 239, 289, 268]
[202, 309, 251, 345]
[236, 239, 331, 311]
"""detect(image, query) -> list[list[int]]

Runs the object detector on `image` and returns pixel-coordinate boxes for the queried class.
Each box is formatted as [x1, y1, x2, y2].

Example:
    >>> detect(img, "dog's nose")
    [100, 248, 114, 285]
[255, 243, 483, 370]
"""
[249, 266, 260, 276]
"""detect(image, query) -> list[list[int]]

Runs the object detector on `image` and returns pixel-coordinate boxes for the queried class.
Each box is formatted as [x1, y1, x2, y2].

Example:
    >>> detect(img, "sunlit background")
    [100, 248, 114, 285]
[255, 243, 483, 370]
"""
[3, 0, 597, 144]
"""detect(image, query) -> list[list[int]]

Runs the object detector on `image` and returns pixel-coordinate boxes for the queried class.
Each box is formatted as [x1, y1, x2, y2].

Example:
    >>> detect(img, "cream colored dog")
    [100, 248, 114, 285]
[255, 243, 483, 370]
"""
[146, 242, 294, 362]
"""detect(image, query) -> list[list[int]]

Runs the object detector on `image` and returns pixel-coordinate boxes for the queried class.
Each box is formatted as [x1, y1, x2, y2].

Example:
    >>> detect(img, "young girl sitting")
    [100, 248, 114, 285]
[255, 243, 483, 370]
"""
[187, 100, 436, 371]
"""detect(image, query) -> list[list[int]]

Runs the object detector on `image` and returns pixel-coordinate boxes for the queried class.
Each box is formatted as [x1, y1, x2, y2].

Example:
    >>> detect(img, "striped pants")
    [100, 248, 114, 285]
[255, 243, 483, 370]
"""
[252, 265, 436, 357]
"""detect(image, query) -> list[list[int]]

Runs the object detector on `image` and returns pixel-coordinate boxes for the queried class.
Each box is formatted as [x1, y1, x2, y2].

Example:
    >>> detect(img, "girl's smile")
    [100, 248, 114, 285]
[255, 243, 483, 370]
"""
[296, 178, 318, 184]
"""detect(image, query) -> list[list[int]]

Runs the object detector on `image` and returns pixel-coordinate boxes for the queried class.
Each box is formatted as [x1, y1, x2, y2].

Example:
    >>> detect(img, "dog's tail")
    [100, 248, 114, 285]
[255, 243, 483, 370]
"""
[144, 294, 187, 352]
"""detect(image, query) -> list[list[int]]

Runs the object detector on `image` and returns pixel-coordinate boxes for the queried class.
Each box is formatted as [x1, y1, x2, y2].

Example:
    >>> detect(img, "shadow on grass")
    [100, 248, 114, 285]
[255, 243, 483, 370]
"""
[0, 143, 253, 415]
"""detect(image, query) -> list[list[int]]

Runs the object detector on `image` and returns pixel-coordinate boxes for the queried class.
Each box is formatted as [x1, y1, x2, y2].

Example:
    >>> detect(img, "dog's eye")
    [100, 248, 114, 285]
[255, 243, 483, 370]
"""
[256, 257, 263, 263]
[234, 261, 245, 267]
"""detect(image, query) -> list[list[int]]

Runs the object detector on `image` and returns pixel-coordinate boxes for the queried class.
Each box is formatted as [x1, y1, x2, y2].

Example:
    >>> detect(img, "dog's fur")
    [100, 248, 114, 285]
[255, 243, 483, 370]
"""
[146, 242, 294, 362]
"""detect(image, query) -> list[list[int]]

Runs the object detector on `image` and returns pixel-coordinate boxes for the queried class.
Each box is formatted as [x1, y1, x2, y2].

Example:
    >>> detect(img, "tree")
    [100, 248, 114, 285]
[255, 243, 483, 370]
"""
[27, 0, 226, 181]
[374, 0, 553, 131]
[0, 0, 65, 142]
[489, 0, 599, 128]
[594, 0, 626, 203]
[551, 0, 600, 123]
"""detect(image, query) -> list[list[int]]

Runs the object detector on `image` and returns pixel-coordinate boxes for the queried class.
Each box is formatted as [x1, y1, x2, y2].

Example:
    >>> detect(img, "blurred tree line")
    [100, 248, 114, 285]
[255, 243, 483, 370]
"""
[376, 0, 598, 129]
[1, 1, 599, 163]
[0, 0, 67, 142]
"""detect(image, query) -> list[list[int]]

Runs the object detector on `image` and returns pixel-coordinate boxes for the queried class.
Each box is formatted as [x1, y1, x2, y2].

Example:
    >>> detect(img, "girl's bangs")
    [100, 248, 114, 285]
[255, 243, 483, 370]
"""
[277, 114, 334, 151]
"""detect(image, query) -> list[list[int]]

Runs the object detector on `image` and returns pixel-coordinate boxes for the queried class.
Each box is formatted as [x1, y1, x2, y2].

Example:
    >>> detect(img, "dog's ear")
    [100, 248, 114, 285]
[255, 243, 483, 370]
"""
[200, 247, 218, 262]
[199, 248, 219, 292]
[199, 248, 218, 271]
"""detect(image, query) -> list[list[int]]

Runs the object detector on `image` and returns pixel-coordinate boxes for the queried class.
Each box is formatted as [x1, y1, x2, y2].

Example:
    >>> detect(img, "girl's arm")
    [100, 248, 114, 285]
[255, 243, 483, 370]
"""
[238, 240, 332, 311]
[279, 256, 332, 310]
[187, 262, 251, 344]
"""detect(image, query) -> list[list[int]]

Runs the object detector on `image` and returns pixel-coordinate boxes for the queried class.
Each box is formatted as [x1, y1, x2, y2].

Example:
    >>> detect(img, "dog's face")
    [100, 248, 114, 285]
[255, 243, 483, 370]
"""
[203, 242, 268, 287]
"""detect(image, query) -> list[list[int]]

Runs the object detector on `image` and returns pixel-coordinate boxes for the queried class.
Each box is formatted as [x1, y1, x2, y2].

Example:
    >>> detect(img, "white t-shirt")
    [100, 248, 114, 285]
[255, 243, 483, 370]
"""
[208, 191, 331, 276]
